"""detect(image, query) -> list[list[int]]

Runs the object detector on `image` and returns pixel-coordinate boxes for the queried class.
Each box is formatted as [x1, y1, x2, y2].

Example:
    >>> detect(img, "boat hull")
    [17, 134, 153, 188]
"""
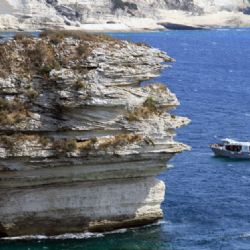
[211, 147, 250, 159]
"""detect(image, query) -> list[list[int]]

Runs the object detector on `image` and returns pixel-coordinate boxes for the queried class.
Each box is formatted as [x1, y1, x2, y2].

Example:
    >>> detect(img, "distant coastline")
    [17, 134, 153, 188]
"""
[1, 4, 250, 32]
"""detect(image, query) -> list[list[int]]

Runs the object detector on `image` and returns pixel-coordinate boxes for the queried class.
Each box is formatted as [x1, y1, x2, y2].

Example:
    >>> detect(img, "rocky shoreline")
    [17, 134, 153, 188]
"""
[1, 12, 250, 33]
[0, 31, 189, 237]
[1, 0, 250, 32]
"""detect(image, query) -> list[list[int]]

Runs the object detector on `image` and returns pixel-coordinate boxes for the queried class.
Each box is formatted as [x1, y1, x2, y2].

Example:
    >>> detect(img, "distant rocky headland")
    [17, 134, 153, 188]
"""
[0, 31, 189, 237]
[0, 0, 250, 31]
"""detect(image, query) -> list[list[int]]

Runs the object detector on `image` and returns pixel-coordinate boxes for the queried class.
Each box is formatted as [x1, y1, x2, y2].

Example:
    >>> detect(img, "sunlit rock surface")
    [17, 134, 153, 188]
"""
[0, 31, 189, 237]
[1, 0, 250, 30]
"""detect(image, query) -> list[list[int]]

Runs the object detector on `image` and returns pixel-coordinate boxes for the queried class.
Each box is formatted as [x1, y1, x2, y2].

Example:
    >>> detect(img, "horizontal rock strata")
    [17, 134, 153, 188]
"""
[0, 0, 250, 32]
[0, 31, 189, 237]
[1, 0, 250, 31]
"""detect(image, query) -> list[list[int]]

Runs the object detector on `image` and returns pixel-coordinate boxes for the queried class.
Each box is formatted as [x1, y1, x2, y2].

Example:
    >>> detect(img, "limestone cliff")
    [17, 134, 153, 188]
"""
[0, 31, 189, 237]
[1, 0, 250, 31]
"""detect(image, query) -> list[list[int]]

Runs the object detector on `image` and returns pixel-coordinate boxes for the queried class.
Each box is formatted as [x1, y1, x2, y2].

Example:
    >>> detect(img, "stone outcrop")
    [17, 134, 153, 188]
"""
[0, 31, 189, 237]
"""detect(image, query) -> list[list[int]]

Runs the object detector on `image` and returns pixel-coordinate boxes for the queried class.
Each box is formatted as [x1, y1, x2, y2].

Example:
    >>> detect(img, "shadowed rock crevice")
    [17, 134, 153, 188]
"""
[0, 224, 7, 237]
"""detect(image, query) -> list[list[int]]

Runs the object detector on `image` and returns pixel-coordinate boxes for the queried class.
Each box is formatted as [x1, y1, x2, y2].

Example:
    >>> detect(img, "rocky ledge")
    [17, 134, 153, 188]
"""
[0, 31, 189, 237]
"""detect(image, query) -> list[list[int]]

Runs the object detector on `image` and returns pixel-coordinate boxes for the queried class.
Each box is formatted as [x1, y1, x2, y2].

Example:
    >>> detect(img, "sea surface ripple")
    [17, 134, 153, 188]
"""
[1, 28, 250, 250]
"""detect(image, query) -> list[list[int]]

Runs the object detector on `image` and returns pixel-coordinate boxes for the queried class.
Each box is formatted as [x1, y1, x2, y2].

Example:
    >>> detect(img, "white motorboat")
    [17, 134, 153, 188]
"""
[210, 138, 250, 159]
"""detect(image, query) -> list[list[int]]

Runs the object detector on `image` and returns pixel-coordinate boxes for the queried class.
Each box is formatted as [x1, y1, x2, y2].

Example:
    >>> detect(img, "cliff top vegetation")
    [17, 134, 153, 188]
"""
[0, 31, 119, 79]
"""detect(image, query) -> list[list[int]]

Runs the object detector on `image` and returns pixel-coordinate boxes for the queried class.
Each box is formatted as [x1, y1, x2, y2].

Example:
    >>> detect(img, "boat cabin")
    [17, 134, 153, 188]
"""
[220, 138, 250, 153]
[210, 138, 250, 159]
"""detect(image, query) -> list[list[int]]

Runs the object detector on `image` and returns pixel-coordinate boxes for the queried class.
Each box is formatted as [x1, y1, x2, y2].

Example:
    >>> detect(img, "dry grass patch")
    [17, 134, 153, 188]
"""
[0, 134, 43, 153]
[40, 30, 118, 43]
[143, 83, 168, 93]
[13, 32, 33, 41]
[51, 133, 143, 154]
[0, 45, 12, 78]
[0, 97, 29, 126]
[136, 42, 151, 48]
[52, 137, 97, 154]
[0, 37, 60, 78]
[40, 30, 120, 61]
[26, 88, 39, 100]
[0, 30, 123, 79]
[78, 137, 98, 151]
[98, 133, 143, 151]
[76, 44, 90, 58]
[53, 139, 77, 154]
[73, 79, 87, 91]
[125, 97, 161, 121]
[24, 40, 61, 76]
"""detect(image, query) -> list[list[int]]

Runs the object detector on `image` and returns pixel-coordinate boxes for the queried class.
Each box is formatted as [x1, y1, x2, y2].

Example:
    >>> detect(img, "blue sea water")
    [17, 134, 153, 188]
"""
[1, 28, 250, 250]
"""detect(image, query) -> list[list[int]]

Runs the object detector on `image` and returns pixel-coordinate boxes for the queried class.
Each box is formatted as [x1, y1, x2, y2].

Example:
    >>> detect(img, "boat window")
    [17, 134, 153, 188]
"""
[225, 145, 242, 152]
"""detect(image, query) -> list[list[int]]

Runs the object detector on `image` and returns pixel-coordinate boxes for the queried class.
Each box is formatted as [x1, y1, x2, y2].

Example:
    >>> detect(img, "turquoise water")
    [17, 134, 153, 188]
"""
[1, 29, 250, 249]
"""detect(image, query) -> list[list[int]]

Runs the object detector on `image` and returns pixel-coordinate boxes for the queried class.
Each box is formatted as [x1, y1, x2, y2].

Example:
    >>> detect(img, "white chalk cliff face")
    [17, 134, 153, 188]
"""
[0, 31, 189, 237]
[0, 0, 250, 31]
[195, 0, 249, 11]
[163, 0, 249, 11]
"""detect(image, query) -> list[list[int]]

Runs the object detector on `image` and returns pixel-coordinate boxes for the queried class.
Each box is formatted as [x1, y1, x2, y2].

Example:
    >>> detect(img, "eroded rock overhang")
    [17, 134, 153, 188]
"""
[0, 31, 190, 237]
